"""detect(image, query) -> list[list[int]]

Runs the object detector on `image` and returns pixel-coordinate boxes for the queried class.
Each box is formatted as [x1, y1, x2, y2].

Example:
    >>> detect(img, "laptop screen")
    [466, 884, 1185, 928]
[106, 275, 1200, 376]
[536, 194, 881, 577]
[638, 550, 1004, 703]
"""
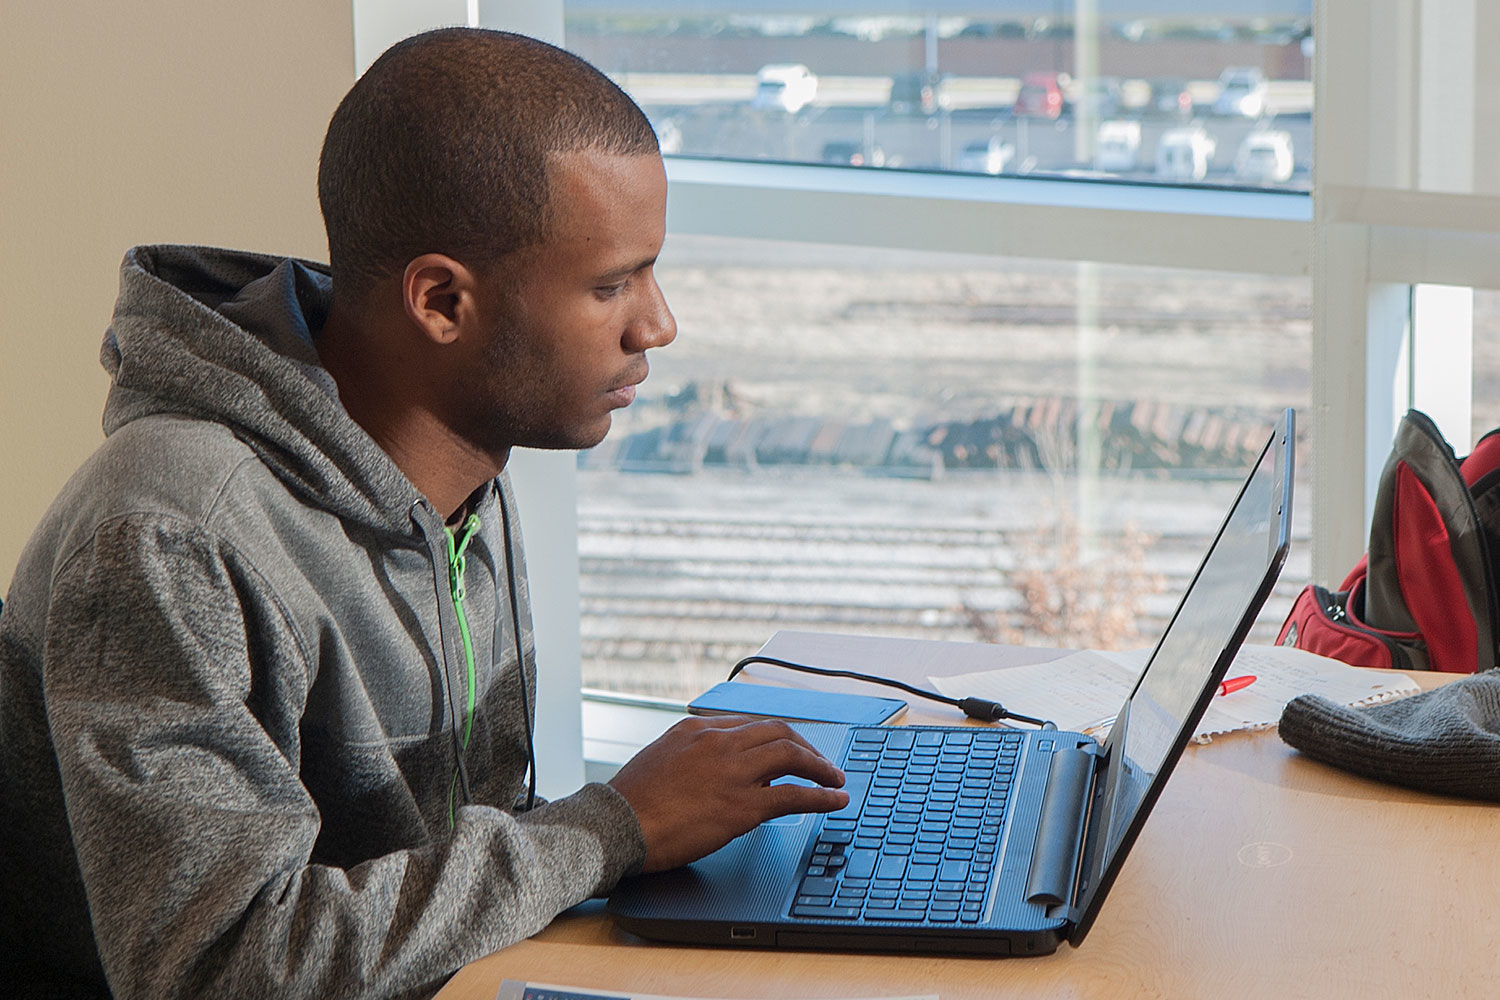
[1072, 409, 1293, 941]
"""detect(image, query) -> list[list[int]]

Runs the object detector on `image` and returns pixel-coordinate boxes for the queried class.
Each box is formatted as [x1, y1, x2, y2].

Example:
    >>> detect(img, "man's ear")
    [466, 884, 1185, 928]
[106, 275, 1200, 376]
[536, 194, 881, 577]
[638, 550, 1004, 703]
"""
[401, 253, 479, 346]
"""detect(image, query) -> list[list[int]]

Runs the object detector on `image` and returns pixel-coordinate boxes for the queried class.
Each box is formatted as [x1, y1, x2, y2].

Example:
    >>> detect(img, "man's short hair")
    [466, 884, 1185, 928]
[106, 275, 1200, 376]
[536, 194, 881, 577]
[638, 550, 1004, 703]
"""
[318, 28, 659, 298]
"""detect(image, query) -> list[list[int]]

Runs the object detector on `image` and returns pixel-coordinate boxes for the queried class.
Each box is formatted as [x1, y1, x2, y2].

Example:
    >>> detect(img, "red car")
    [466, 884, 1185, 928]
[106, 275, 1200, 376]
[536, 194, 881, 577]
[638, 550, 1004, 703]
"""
[1013, 72, 1066, 119]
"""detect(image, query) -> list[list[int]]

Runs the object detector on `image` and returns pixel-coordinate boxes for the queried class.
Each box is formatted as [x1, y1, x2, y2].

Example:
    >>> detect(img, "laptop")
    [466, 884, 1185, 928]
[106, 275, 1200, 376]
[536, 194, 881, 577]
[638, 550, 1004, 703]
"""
[609, 409, 1294, 956]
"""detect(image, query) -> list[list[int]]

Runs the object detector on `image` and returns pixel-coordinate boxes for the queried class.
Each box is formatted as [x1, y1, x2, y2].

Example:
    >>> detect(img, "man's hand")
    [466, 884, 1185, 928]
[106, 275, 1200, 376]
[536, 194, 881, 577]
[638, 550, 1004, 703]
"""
[608, 715, 848, 872]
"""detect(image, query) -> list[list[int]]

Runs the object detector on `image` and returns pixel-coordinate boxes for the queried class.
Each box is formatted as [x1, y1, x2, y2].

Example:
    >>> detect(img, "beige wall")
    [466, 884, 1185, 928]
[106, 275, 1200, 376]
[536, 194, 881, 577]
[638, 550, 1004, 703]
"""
[0, 1, 354, 592]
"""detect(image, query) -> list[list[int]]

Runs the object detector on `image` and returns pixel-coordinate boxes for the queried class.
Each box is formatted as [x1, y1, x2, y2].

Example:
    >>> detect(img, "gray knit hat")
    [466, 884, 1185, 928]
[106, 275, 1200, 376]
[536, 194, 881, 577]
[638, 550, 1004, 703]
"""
[1279, 670, 1500, 801]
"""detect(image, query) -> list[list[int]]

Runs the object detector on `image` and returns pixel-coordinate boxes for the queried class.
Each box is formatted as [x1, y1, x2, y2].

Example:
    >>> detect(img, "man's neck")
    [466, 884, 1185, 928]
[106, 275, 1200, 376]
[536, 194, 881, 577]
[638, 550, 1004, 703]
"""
[317, 303, 506, 521]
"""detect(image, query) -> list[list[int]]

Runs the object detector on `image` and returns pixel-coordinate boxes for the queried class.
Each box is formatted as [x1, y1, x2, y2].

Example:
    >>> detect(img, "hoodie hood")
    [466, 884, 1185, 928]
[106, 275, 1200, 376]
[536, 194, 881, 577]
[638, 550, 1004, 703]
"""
[102, 244, 421, 535]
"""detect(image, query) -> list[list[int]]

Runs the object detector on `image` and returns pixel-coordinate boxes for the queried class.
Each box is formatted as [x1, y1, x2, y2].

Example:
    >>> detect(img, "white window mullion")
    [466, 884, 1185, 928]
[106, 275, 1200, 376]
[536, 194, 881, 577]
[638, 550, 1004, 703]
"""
[507, 449, 586, 798]
[1363, 283, 1414, 523]
[1411, 285, 1474, 451]
[1315, 0, 1487, 581]
[666, 159, 1311, 276]
[1417, 0, 1476, 195]
[1312, 221, 1385, 581]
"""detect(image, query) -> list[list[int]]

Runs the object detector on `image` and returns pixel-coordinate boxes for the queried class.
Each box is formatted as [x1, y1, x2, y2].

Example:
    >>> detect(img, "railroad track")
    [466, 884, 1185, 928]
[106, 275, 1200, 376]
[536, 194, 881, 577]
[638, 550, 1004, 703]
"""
[576, 499, 1309, 698]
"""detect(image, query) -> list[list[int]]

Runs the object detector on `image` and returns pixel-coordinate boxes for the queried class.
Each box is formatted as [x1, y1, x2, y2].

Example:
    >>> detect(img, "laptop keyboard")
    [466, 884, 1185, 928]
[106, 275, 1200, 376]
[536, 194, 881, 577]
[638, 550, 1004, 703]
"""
[790, 727, 1022, 924]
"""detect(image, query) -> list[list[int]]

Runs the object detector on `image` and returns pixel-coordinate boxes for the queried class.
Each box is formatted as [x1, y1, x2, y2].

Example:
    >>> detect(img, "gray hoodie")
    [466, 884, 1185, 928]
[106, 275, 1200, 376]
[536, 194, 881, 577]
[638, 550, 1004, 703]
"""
[0, 245, 647, 999]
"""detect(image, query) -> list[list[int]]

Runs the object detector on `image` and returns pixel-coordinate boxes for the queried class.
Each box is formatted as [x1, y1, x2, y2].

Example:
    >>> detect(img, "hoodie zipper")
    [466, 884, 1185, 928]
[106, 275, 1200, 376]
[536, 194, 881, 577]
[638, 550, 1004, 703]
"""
[446, 514, 482, 747]
[445, 513, 482, 827]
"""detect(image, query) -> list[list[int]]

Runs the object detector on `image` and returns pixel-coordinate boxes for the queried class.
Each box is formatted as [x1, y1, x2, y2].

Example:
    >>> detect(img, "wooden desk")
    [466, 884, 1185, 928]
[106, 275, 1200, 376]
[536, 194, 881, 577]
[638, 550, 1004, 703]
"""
[440, 632, 1499, 999]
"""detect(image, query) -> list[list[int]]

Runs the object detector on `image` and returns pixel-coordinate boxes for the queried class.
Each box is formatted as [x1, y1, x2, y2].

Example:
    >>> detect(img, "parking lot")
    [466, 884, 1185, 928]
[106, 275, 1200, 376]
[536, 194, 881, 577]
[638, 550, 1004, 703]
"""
[635, 73, 1312, 187]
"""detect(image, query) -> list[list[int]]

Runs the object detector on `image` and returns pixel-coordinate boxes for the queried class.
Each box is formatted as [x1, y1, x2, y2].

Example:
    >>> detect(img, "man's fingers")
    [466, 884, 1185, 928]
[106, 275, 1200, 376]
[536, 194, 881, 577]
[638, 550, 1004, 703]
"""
[667, 717, 845, 787]
[761, 782, 849, 818]
[731, 717, 827, 757]
[611, 711, 861, 871]
[680, 715, 827, 755]
[678, 712, 763, 731]
[737, 736, 845, 790]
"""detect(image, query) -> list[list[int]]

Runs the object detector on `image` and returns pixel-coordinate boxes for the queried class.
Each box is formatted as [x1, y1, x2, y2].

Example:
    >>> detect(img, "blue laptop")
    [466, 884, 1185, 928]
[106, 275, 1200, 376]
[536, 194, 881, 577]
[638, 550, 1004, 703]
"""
[609, 410, 1294, 956]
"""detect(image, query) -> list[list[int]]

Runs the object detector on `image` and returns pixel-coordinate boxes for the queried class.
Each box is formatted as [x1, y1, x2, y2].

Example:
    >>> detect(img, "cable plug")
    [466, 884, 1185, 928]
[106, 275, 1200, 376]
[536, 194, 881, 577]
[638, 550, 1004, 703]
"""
[957, 697, 1010, 722]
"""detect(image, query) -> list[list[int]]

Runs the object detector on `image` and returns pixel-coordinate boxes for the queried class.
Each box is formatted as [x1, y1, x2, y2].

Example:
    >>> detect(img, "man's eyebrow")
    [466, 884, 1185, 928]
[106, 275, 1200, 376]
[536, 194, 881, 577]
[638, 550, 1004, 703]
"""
[596, 254, 659, 282]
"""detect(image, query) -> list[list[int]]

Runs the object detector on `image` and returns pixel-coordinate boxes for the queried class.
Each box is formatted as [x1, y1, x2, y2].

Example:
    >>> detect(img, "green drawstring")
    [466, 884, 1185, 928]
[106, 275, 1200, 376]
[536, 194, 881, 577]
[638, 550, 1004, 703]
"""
[445, 513, 481, 828]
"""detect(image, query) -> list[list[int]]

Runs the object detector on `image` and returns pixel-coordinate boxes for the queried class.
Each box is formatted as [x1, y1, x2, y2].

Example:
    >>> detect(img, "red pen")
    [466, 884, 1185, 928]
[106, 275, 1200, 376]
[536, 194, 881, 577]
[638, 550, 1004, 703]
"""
[1217, 674, 1257, 696]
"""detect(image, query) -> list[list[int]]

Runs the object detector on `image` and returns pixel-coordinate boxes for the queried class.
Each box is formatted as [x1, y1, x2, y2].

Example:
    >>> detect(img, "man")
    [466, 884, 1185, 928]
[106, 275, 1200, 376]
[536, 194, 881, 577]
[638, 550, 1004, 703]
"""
[0, 28, 846, 999]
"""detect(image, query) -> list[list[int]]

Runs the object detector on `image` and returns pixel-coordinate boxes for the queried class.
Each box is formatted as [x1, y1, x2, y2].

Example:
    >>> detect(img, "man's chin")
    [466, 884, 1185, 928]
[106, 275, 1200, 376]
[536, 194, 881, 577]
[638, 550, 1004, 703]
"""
[522, 417, 613, 453]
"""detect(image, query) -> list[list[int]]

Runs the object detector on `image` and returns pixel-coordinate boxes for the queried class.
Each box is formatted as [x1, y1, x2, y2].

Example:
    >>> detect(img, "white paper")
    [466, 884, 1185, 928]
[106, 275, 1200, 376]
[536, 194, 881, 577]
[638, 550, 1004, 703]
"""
[930, 643, 1421, 741]
[932, 650, 1133, 734]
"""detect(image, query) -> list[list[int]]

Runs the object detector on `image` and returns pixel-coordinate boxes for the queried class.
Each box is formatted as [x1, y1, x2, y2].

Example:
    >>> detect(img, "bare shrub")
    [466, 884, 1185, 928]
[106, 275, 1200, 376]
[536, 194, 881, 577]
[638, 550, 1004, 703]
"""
[964, 508, 1166, 650]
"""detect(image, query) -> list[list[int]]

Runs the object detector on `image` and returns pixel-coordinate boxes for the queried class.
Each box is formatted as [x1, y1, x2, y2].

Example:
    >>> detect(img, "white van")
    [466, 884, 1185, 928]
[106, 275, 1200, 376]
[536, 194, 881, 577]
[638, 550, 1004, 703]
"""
[1094, 120, 1142, 172]
[1234, 130, 1295, 184]
[1155, 126, 1216, 181]
[751, 64, 818, 113]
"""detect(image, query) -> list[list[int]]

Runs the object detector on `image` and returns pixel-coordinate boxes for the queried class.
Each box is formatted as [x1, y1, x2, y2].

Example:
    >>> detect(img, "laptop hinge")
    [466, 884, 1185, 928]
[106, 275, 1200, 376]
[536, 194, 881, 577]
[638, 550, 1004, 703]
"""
[1023, 738, 1103, 915]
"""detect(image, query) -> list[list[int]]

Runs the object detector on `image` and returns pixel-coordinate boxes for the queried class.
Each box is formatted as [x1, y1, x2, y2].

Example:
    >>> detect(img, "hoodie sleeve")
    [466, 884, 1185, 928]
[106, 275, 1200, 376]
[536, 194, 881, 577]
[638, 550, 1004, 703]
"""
[42, 514, 646, 1000]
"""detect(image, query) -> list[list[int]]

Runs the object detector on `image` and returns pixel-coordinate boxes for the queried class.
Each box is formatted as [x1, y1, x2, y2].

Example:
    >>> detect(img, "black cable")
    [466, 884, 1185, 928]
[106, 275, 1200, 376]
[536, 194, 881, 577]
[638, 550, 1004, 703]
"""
[727, 654, 1056, 730]
[499, 487, 538, 812]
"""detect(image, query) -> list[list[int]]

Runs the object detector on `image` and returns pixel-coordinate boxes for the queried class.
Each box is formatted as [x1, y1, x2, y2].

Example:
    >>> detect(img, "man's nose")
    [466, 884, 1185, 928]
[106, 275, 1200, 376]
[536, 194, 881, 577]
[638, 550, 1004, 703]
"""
[627, 275, 676, 351]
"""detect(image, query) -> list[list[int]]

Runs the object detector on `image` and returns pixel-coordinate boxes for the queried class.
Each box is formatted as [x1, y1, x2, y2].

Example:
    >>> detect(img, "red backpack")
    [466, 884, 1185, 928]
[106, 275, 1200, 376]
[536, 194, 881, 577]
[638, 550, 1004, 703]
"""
[1278, 410, 1500, 673]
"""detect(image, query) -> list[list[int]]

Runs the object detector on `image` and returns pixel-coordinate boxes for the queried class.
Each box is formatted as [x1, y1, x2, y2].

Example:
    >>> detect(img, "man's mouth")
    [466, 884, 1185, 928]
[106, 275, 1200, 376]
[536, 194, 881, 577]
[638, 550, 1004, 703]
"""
[608, 363, 648, 407]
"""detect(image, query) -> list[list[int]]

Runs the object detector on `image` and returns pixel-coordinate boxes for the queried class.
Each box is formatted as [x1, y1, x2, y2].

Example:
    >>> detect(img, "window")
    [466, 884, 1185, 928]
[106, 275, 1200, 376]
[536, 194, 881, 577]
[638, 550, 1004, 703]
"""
[579, 234, 1311, 701]
[565, 3, 1312, 189]
[349, 0, 1498, 776]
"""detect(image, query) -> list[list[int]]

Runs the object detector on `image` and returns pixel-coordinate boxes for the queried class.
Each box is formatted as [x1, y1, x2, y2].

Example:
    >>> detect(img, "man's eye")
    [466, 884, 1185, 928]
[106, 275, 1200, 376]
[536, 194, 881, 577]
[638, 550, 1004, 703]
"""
[596, 282, 627, 298]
